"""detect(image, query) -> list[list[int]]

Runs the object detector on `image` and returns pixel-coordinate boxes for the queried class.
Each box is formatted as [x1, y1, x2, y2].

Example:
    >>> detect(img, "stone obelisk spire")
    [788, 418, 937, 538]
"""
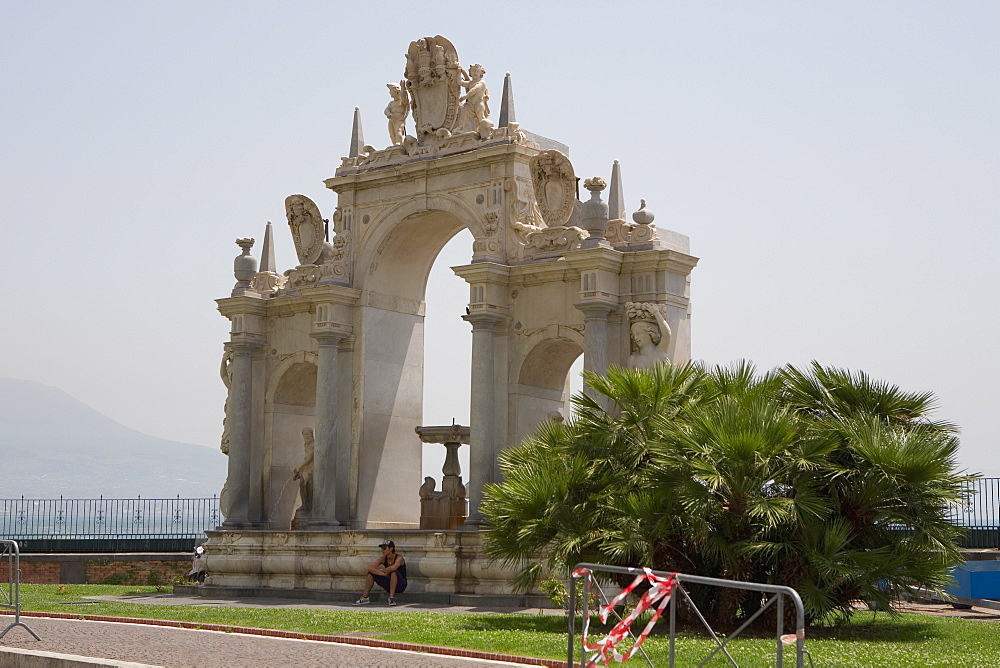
[259, 220, 276, 274]
[608, 160, 626, 221]
[498, 72, 516, 128]
[348, 107, 365, 158]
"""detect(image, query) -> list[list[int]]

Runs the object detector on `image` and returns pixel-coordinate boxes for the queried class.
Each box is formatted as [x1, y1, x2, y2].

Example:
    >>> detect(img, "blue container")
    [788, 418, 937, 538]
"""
[946, 561, 1000, 600]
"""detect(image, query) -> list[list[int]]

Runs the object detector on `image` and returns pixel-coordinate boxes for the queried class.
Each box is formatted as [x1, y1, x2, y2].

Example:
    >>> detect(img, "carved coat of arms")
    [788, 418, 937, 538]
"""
[285, 194, 326, 265]
[404, 36, 462, 141]
[529, 150, 577, 226]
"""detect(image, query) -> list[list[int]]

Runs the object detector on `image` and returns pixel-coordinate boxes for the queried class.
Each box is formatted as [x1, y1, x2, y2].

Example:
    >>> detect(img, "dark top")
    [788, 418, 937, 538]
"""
[383, 554, 407, 580]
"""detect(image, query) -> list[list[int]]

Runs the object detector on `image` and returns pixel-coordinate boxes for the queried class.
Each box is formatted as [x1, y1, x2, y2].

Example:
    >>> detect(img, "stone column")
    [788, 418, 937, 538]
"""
[577, 304, 615, 398]
[462, 312, 505, 528]
[309, 331, 345, 528]
[222, 340, 259, 527]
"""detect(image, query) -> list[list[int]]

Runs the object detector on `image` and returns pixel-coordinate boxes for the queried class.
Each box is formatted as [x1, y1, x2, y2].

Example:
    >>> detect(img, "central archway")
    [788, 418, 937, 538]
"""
[353, 207, 476, 528]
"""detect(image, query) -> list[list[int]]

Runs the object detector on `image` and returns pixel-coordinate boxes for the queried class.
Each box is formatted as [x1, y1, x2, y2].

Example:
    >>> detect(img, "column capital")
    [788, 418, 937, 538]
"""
[225, 338, 263, 353]
[574, 301, 617, 319]
[462, 310, 508, 330]
[310, 325, 351, 345]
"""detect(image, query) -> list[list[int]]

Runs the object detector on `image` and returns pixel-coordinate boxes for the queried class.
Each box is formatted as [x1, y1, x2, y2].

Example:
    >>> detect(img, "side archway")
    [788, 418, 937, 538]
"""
[510, 327, 584, 446]
[265, 354, 317, 528]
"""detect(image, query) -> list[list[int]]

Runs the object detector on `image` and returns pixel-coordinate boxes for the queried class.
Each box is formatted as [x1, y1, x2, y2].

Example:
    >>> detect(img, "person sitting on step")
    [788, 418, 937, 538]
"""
[354, 539, 407, 606]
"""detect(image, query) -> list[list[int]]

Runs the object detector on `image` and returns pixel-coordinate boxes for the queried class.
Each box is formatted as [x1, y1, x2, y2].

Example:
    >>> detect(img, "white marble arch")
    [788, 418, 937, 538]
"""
[357, 193, 489, 298]
[350, 200, 482, 529]
[263, 352, 317, 528]
[509, 325, 584, 447]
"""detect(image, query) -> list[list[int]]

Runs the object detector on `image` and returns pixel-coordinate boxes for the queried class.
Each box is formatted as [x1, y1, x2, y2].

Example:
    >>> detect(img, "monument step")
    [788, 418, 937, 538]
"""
[172, 584, 556, 609]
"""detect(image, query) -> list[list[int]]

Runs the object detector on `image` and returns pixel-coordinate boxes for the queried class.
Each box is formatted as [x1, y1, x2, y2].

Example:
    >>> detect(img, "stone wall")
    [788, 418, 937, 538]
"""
[6, 553, 190, 585]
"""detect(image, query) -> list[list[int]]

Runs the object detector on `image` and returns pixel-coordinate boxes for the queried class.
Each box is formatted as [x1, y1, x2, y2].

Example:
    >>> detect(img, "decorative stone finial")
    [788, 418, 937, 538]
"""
[608, 160, 625, 221]
[499, 72, 516, 128]
[232, 237, 258, 296]
[632, 198, 655, 225]
[580, 177, 610, 248]
[348, 107, 365, 158]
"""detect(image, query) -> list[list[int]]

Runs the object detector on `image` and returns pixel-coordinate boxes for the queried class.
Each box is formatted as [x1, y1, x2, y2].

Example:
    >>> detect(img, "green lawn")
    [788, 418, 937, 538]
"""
[12, 585, 1000, 667]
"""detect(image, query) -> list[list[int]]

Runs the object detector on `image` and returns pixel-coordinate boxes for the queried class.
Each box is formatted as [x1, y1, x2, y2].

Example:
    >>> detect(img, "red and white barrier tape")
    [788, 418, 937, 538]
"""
[572, 567, 677, 665]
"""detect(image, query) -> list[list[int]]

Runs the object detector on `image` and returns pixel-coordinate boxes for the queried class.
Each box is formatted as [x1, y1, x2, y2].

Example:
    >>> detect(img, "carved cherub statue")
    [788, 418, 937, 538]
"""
[385, 81, 409, 146]
[291, 427, 315, 528]
[459, 64, 493, 136]
[626, 302, 672, 369]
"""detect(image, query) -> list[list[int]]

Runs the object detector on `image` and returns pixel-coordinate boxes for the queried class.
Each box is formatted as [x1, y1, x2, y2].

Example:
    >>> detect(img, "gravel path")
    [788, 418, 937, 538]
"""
[1, 617, 547, 667]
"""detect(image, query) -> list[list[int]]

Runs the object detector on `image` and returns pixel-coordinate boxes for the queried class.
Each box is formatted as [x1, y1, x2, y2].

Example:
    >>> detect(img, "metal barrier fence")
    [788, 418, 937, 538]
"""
[1, 497, 221, 541]
[568, 563, 809, 668]
[0, 540, 40, 641]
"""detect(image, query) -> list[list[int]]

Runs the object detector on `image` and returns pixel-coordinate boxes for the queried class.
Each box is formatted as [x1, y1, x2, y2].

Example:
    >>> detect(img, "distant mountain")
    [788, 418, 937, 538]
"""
[0, 378, 227, 499]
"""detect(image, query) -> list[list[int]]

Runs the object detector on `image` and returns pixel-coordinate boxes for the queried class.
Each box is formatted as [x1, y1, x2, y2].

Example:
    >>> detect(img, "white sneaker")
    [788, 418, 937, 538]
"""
[387, 597, 397, 606]
[354, 596, 370, 605]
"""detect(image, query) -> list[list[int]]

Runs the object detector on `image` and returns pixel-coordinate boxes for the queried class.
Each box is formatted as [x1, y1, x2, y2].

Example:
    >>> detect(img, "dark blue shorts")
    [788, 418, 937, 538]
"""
[373, 573, 407, 593]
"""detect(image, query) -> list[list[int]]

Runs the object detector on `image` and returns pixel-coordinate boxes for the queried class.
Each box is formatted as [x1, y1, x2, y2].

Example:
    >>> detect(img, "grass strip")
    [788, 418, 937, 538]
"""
[15, 585, 1000, 667]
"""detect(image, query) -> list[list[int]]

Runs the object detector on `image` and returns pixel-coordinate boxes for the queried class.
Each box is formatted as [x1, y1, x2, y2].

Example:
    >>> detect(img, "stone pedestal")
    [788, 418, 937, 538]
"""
[416, 424, 470, 531]
[201, 529, 549, 601]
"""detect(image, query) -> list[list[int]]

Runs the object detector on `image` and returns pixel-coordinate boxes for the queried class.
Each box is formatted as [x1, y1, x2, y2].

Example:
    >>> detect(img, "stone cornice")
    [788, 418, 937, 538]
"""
[620, 249, 700, 276]
[325, 142, 538, 193]
[506, 259, 576, 286]
[300, 285, 363, 305]
[563, 246, 625, 274]
[220, 287, 363, 320]
[216, 296, 268, 318]
[452, 262, 511, 285]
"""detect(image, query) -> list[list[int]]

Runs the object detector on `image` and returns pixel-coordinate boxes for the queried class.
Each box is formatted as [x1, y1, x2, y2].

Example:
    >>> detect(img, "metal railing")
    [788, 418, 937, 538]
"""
[0, 540, 40, 641]
[948, 478, 1000, 549]
[568, 563, 809, 668]
[1, 497, 221, 541]
[948, 477, 999, 526]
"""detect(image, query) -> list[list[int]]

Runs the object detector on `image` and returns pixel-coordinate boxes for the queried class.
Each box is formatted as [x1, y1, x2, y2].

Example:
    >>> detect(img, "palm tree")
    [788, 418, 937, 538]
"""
[481, 361, 973, 624]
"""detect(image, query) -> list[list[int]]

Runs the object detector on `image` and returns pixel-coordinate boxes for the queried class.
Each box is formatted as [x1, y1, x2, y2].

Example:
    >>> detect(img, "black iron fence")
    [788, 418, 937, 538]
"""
[948, 477, 1000, 549]
[1, 480, 997, 551]
[0, 497, 221, 553]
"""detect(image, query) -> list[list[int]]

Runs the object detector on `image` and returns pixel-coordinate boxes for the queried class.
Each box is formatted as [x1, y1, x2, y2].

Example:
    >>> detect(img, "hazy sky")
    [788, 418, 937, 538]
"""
[3, 2, 997, 479]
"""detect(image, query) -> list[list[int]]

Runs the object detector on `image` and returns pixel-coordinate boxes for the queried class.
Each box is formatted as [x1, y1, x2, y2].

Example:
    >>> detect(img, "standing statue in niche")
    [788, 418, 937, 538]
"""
[459, 64, 493, 136]
[291, 427, 315, 529]
[219, 350, 233, 455]
[626, 302, 672, 369]
[385, 81, 409, 146]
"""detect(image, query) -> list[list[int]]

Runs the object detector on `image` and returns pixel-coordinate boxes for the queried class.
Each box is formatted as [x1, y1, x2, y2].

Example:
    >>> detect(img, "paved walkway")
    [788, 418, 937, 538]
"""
[1, 593, 564, 667]
[1, 616, 548, 667]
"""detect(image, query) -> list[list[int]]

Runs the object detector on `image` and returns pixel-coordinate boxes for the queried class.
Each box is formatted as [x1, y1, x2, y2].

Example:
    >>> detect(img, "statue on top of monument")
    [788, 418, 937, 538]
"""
[385, 81, 410, 146]
[403, 36, 463, 142]
[459, 64, 493, 137]
[626, 302, 672, 369]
